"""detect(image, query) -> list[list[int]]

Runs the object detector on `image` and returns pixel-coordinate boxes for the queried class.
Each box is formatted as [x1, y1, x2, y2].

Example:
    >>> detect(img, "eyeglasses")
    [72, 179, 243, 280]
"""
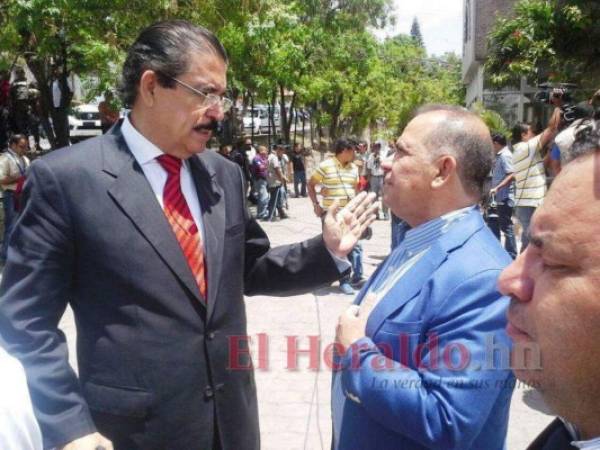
[168, 76, 233, 113]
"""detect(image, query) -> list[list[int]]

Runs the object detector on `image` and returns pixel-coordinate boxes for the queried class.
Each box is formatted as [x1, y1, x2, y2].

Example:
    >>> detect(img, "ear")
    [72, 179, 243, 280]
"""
[138, 70, 158, 107]
[431, 155, 457, 189]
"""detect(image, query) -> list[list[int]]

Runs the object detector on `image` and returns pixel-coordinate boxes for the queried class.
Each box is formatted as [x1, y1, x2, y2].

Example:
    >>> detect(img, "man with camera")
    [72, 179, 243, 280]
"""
[512, 107, 561, 250]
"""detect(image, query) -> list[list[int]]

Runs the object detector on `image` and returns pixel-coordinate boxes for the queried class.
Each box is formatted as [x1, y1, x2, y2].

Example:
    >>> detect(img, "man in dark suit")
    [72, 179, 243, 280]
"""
[498, 118, 600, 449]
[0, 20, 376, 450]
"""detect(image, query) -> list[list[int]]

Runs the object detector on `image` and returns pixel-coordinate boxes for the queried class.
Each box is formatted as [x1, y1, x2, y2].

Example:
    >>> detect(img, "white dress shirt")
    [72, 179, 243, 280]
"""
[120, 116, 205, 242]
[0, 347, 43, 450]
[121, 116, 348, 273]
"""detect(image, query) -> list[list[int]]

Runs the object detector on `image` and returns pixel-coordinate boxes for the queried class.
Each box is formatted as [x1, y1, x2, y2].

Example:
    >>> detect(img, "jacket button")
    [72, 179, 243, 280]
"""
[207, 332, 216, 340]
[204, 386, 214, 399]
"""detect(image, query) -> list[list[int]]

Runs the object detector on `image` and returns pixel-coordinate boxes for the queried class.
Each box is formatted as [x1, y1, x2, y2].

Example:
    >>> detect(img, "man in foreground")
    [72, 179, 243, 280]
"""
[499, 119, 600, 449]
[332, 105, 514, 449]
[0, 20, 376, 450]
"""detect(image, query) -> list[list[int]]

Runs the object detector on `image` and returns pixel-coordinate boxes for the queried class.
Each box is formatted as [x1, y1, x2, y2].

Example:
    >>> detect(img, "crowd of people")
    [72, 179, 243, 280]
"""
[1, 18, 600, 450]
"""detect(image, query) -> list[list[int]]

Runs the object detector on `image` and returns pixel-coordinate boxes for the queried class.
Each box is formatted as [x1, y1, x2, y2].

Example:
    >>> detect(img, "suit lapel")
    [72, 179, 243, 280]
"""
[103, 133, 205, 306]
[189, 155, 225, 322]
[365, 209, 486, 337]
[365, 246, 447, 337]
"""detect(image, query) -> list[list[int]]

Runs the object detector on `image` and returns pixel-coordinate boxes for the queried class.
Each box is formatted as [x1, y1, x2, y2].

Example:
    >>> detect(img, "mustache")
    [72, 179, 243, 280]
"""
[194, 121, 220, 132]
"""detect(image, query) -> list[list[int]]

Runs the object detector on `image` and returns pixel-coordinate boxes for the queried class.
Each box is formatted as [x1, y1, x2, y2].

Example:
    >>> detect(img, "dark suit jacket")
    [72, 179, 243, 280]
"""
[528, 418, 578, 450]
[0, 130, 342, 449]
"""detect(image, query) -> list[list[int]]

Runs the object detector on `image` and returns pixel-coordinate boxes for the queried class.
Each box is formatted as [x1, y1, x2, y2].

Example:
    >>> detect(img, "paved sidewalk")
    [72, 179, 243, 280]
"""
[56, 195, 553, 449]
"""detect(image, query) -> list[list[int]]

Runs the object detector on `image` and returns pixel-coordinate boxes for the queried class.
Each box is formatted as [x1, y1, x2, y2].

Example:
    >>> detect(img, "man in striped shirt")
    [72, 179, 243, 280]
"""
[308, 138, 362, 294]
[512, 108, 561, 250]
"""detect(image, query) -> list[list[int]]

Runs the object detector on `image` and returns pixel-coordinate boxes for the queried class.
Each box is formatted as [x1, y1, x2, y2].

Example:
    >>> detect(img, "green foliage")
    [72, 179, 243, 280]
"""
[486, 0, 600, 87]
[471, 102, 510, 138]
[0, 0, 465, 145]
[410, 17, 424, 48]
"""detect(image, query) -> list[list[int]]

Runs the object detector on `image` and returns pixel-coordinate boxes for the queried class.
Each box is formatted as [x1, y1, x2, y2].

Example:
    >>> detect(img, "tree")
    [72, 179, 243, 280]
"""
[486, 0, 600, 89]
[410, 17, 424, 48]
[0, 0, 223, 149]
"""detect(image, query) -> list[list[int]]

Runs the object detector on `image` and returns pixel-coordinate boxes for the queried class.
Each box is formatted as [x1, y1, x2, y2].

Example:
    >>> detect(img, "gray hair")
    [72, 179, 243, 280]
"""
[564, 119, 600, 163]
[414, 104, 493, 197]
[119, 20, 228, 108]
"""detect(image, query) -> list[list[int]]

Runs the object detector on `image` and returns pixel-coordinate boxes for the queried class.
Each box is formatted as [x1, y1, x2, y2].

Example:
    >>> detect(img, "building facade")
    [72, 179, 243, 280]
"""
[462, 0, 534, 125]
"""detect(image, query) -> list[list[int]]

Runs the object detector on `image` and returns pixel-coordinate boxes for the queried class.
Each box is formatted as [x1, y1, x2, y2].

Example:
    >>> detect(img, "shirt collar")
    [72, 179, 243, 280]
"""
[334, 155, 352, 169]
[121, 115, 166, 166]
[402, 206, 476, 256]
[563, 419, 600, 449]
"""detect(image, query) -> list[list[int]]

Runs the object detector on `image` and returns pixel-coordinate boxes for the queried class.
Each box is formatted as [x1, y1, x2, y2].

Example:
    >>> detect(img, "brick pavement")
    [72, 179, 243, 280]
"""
[50, 194, 553, 449]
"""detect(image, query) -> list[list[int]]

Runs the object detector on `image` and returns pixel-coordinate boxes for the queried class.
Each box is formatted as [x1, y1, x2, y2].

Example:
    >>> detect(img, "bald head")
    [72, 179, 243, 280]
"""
[414, 105, 493, 198]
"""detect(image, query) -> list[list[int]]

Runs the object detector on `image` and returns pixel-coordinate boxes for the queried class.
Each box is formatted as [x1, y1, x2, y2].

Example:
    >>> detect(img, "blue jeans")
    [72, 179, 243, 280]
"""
[1, 191, 16, 262]
[254, 179, 269, 218]
[293, 171, 306, 197]
[267, 185, 285, 220]
[515, 206, 536, 251]
[487, 201, 517, 259]
[341, 244, 363, 284]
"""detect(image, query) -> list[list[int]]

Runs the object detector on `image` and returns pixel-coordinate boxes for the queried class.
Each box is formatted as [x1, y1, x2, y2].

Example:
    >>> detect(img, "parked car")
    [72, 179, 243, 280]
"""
[69, 103, 102, 143]
[242, 110, 261, 135]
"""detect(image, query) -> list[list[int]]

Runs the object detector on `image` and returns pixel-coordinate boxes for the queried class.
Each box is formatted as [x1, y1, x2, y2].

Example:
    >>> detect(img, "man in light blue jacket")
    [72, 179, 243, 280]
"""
[332, 105, 514, 450]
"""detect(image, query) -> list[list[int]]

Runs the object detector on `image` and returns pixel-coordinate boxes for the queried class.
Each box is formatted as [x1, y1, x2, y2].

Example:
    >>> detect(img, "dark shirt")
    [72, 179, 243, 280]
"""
[290, 152, 305, 172]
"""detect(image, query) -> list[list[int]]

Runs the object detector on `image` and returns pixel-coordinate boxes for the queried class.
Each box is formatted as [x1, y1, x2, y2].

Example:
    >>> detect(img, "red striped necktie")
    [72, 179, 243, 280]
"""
[156, 154, 207, 300]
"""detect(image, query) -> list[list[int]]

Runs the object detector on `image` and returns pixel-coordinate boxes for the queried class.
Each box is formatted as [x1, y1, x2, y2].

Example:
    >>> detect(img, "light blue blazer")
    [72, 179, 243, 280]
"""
[332, 209, 514, 450]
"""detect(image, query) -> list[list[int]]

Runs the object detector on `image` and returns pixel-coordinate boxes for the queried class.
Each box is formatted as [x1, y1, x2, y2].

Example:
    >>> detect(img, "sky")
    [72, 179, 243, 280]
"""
[373, 0, 464, 57]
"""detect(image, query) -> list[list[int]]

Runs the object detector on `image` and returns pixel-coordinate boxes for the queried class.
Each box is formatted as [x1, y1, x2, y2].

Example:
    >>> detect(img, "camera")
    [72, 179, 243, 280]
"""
[534, 82, 576, 105]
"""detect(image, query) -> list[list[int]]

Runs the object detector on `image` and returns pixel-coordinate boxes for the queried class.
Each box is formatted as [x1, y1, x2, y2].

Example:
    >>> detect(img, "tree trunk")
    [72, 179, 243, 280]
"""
[26, 58, 62, 149]
[278, 84, 288, 144]
[328, 93, 344, 141]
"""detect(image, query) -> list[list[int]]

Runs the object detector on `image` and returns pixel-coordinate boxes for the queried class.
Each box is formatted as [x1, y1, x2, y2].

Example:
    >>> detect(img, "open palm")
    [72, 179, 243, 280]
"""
[323, 192, 378, 258]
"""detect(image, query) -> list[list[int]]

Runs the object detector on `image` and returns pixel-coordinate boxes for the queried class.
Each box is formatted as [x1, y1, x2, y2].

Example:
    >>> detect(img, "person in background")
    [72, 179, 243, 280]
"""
[512, 109, 561, 250]
[366, 141, 389, 220]
[499, 118, 600, 450]
[0, 134, 30, 264]
[354, 140, 369, 192]
[308, 138, 363, 294]
[0, 70, 10, 149]
[251, 145, 270, 219]
[9, 67, 32, 136]
[98, 91, 120, 134]
[277, 144, 290, 210]
[290, 142, 307, 197]
[487, 133, 517, 259]
[266, 145, 288, 220]
[217, 143, 232, 159]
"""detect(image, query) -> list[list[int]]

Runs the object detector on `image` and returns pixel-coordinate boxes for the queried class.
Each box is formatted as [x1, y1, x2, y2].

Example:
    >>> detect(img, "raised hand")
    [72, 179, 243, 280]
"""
[323, 191, 378, 258]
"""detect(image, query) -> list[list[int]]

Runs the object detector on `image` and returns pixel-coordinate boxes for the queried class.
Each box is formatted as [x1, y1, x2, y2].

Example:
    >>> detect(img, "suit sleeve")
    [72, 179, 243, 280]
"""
[0, 159, 96, 448]
[339, 270, 514, 449]
[234, 166, 345, 296]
